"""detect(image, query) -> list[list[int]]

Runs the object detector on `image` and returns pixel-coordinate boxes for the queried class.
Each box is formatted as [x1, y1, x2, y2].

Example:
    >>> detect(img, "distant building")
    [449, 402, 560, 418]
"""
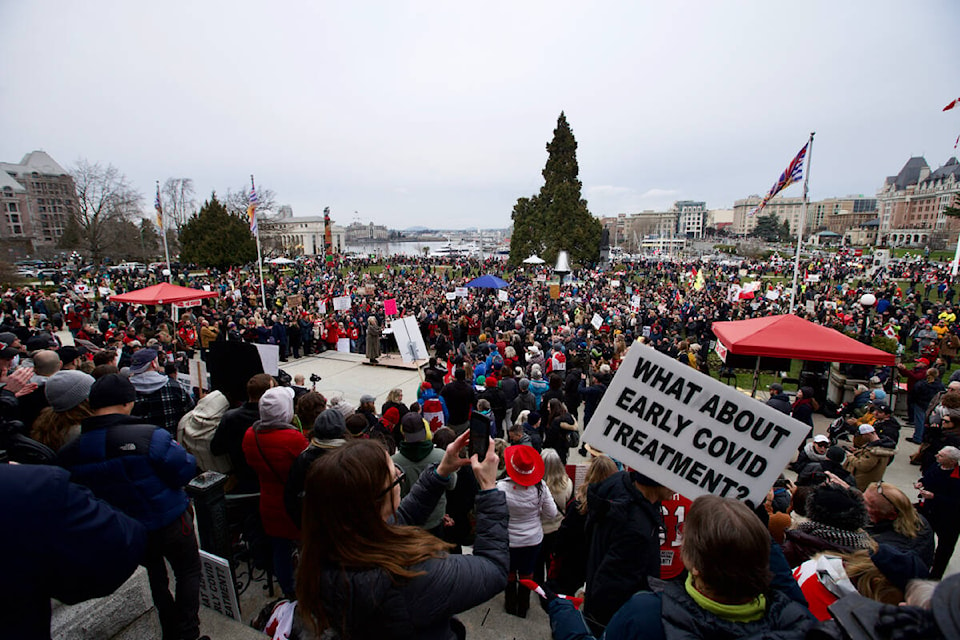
[876, 156, 960, 247]
[600, 211, 678, 253]
[344, 221, 388, 243]
[259, 208, 345, 256]
[674, 200, 706, 238]
[0, 151, 77, 253]
[732, 195, 807, 236]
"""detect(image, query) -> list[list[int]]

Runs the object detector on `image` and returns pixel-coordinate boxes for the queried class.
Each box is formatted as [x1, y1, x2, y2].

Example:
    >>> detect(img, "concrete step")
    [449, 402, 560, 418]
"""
[114, 605, 266, 640]
[51, 565, 265, 640]
[51, 568, 153, 639]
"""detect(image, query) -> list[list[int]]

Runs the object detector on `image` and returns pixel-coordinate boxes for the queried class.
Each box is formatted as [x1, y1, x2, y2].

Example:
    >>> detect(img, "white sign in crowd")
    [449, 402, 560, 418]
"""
[583, 344, 807, 505]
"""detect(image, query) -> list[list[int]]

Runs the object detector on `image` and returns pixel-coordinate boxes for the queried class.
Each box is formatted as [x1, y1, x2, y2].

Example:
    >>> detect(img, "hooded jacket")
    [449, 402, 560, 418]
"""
[242, 388, 308, 539]
[392, 441, 453, 531]
[177, 390, 231, 474]
[583, 471, 663, 629]
[843, 436, 897, 491]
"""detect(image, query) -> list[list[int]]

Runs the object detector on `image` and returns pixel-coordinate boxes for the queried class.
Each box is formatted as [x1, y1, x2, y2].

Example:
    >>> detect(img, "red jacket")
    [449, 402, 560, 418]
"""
[242, 425, 308, 539]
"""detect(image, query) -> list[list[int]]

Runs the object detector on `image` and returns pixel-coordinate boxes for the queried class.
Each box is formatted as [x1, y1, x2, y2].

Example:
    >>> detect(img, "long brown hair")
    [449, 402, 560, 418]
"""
[296, 439, 451, 635]
[577, 454, 618, 514]
[31, 402, 93, 451]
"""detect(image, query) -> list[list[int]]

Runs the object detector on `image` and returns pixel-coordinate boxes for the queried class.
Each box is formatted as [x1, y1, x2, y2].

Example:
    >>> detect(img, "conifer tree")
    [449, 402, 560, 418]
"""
[510, 112, 602, 267]
[180, 193, 257, 269]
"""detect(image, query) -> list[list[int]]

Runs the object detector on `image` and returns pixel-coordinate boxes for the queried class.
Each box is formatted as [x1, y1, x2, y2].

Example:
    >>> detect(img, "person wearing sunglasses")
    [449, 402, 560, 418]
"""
[864, 480, 935, 567]
[297, 430, 503, 639]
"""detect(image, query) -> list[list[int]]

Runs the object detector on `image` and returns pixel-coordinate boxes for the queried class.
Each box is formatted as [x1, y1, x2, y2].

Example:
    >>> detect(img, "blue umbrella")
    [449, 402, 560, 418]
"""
[466, 274, 509, 289]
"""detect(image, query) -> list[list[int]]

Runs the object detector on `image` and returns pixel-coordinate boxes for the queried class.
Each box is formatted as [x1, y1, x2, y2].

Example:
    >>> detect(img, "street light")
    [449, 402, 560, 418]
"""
[859, 292, 877, 343]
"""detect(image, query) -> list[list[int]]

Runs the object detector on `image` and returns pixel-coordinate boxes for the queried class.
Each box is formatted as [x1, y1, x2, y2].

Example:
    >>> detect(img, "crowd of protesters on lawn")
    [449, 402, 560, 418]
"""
[2, 251, 960, 639]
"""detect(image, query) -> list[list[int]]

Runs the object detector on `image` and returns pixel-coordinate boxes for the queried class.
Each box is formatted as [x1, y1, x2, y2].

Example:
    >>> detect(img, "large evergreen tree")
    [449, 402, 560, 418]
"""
[509, 112, 602, 267]
[179, 193, 256, 269]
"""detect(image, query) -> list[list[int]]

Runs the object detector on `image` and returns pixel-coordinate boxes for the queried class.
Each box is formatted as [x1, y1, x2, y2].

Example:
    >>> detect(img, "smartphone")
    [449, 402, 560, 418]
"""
[469, 421, 489, 462]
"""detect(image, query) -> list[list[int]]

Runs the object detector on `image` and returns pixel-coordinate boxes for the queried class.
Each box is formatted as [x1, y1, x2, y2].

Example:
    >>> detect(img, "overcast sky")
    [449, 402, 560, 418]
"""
[2, 1, 959, 229]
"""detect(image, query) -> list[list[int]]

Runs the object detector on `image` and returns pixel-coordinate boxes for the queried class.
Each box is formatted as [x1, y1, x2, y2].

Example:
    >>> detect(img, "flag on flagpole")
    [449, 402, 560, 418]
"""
[154, 183, 163, 229]
[943, 98, 959, 112]
[247, 178, 259, 235]
[748, 142, 809, 217]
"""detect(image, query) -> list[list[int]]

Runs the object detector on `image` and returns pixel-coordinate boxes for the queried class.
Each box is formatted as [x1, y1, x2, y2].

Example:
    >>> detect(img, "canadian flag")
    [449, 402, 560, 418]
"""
[884, 325, 898, 341]
[943, 98, 960, 111]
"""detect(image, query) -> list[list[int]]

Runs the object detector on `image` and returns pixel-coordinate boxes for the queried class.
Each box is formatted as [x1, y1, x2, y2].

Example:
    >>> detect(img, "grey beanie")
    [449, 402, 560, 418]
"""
[313, 408, 346, 440]
[519, 378, 530, 391]
[258, 386, 295, 425]
[44, 370, 95, 412]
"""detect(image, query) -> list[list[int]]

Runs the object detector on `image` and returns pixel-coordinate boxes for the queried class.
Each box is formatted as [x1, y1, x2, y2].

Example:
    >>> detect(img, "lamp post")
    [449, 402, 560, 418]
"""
[859, 292, 877, 344]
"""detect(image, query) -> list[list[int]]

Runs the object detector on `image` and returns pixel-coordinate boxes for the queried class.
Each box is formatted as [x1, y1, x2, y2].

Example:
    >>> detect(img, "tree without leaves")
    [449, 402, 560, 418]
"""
[224, 184, 277, 223]
[180, 193, 256, 270]
[62, 160, 142, 262]
[509, 112, 602, 268]
[161, 178, 197, 232]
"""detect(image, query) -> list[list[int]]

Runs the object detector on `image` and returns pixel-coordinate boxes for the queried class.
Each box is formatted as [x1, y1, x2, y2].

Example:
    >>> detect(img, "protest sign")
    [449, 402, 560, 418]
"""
[536, 274, 547, 282]
[388, 315, 429, 362]
[445, 292, 457, 301]
[365, 284, 376, 295]
[254, 344, 279, 375]
[317, 300, 327, 314]
[582, 346, 806, 504]
[498, 290, 509, 302]
[384, 298, 398, 315]
[337, 337, 351, 353]
[591, 313, 603, 330]
[549, 284, 560, 300]
[332, 295, 351, 311]
[287, 294, 303, 308]
[198, 551, 241, 621]
[610, 280, 620, 288]
[455, 287, 468, 298]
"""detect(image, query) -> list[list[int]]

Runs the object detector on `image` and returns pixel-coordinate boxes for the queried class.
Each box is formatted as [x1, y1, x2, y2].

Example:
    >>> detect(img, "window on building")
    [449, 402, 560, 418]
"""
[5, 202, 17, 213]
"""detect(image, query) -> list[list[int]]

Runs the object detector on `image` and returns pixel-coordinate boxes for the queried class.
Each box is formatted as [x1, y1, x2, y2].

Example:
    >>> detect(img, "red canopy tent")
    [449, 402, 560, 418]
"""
[111, 283, 218, 308]
[712, 314, 895, 366]
[712, 314, 895, 397]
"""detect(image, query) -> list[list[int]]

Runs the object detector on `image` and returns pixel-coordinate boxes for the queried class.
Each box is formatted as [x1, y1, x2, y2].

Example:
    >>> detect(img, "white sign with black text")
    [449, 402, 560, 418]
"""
[582, 345, 806, 504]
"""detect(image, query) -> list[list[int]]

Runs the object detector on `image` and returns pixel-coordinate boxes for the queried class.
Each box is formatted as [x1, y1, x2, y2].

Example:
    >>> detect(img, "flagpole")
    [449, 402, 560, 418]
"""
[157, 181, 172, 283]
[251, 175, 267, 310]
[789, 132, 816, 314]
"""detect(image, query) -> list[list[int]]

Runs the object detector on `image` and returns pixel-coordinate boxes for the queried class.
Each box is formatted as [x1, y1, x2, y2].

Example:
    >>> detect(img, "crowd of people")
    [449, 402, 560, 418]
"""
[2, 249, 960, 639]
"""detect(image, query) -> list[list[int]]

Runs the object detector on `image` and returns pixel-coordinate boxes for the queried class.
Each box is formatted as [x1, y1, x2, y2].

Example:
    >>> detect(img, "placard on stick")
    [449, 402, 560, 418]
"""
[332, 295, 352, 311]
[582, 346, 806, 504]
[384, 298, 398, 315]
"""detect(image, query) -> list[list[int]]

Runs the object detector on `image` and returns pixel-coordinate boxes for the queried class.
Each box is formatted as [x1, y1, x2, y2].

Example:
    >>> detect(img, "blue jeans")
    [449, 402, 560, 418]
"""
[912, 403, 927, 442]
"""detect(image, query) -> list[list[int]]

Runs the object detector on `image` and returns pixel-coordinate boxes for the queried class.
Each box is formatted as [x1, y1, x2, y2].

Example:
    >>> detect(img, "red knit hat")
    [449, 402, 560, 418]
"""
[383, 407, 400, 426]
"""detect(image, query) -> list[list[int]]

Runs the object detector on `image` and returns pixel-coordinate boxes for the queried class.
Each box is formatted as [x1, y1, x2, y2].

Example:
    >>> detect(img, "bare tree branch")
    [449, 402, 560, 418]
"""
[68, 160, 142, 262]
[161, 177, 197, 232]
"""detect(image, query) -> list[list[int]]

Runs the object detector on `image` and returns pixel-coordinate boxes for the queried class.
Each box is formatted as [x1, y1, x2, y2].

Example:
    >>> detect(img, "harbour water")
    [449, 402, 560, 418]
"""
[344, 241, 505, 258]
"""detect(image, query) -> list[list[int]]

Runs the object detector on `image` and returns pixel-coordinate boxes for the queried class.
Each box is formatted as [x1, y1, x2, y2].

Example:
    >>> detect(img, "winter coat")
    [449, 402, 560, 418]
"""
[177, 390, 231, 474]
[58, 413, 196, 531]
[315, 469, 508, 640]
[393, 442, 454, 531]
[511, 390, 537, 423]
[528, 378, 549, 411]
[548, 577, 814, 640]
[866, 514, 936, 567]
[791, 398, 816, 428]
[0, 465, 147, 640]
[439, 380, 476, 428]
[583, 471, 663, 629]
[496, 478, 558, 548]
[242, 423, 308, 539]
[552, 498, 589, 595]
[843, 437, 897, 490]
[578, 380, 608, 427]
[211, 401, 261, 493]
[766, 392, 792, 414]
[366, 319, 382, 360]
[791, 440, 828, 473]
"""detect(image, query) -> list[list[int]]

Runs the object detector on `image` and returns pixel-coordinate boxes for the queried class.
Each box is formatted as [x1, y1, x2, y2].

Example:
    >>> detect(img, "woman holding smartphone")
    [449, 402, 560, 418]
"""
[296, 431, 504, 639]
